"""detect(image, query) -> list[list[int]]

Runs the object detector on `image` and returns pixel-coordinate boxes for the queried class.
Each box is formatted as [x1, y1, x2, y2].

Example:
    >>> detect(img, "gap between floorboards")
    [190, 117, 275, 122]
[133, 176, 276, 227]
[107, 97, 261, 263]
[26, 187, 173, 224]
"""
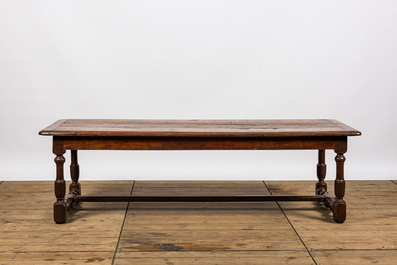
[263, 181, 318, 265]
[112, 181, 135, 265]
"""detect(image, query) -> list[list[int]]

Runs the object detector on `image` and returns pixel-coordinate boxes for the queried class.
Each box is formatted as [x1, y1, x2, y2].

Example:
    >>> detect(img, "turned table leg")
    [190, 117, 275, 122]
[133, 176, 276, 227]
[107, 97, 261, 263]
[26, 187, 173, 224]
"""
[53, 137, 68, 224]
[332, 151, 346, 223]
[70, 150, 81, 196]
[316, 150, 327, 195]
[54, 151, 67, 224]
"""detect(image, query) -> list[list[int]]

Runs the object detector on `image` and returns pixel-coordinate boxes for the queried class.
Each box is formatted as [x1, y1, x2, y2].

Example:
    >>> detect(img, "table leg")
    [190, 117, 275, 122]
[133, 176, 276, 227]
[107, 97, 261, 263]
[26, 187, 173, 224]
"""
[70, 150, 81, 196]
[332, 151, 346, 223]
[316, 150, 327, 195]
[54, 151, 67, 224]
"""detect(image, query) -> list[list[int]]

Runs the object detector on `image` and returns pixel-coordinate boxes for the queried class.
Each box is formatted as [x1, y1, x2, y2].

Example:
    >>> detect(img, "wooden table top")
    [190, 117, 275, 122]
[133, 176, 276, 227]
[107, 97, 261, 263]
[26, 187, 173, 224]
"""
[39, 119, 361, 137]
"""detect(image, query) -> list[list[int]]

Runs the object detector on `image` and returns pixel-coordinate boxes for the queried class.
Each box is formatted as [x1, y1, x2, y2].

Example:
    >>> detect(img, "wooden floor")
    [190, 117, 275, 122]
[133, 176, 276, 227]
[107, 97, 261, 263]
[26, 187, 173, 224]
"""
[0, 180, 396, 264]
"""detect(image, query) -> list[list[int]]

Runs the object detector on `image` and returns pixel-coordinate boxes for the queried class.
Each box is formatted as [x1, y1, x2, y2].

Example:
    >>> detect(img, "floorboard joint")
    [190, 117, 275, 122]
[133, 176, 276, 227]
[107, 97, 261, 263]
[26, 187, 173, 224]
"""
[111, 181, 135, 265]
[311, 248, 397, 252]
[263, 181, 318, 265]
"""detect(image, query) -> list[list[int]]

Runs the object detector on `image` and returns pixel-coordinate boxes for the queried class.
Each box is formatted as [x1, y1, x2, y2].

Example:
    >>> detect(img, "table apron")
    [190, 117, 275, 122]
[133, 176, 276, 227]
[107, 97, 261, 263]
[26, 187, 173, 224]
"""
[56, 136, 347, 151]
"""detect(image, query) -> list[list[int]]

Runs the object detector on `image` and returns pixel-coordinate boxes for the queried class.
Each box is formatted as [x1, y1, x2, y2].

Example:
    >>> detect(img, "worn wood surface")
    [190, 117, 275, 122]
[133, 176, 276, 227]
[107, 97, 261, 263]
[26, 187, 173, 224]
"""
[119, 181, 304, 253]
[0, 181, 131, 264]
[39, 119, 361, 137]
[2, 180, 396, 264]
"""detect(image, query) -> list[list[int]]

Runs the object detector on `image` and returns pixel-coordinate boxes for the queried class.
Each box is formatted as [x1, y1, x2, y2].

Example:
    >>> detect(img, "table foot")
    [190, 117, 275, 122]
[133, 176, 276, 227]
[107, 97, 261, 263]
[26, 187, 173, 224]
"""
[331, 199, 346, 223]
[54, 201, 68, 224]
[321, 194, 346, 223]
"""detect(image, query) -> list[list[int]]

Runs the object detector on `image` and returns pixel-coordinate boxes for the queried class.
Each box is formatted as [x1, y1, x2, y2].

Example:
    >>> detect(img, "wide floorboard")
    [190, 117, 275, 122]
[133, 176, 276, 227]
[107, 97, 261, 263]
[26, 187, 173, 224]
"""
[0, 180, 396, 264]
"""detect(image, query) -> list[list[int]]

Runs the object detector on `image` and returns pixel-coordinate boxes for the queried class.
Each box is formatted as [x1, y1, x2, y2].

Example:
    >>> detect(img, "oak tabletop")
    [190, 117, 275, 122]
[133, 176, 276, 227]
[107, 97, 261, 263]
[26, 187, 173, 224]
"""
[39, 119, 361, 138]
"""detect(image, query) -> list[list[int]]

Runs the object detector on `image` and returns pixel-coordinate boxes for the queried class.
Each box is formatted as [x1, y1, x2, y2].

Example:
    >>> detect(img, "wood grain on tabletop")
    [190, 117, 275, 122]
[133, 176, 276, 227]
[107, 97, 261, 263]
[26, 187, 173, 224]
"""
[39, 119, 361, 137]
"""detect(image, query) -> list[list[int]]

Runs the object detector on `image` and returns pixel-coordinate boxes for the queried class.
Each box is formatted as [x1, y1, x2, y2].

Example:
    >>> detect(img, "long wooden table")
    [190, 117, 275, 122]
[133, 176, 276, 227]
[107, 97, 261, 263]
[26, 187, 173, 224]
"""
[39, 119, 361, 224]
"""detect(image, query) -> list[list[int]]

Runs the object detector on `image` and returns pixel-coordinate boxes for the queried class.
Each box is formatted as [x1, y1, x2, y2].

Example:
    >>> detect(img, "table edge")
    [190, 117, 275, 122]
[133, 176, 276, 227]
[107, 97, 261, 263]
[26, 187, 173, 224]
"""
[39, 119, 67, 135]
[38, 119, 361, 137]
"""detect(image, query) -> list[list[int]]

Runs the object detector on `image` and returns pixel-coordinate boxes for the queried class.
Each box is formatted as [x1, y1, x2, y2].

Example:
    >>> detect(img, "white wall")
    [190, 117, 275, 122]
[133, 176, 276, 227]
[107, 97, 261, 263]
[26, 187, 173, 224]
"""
[1, 0, 396, 181]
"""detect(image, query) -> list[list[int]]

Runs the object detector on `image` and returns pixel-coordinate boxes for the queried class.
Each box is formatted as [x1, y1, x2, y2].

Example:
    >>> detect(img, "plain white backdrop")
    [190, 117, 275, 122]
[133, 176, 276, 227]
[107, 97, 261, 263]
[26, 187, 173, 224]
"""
[0, 0, 396, 181]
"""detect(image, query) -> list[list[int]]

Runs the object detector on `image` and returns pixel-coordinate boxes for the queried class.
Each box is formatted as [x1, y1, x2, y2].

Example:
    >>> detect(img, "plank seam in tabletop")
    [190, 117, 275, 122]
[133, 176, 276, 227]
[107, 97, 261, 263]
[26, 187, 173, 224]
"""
[263, 181, 318, 265]
[112, 181, 135, 265]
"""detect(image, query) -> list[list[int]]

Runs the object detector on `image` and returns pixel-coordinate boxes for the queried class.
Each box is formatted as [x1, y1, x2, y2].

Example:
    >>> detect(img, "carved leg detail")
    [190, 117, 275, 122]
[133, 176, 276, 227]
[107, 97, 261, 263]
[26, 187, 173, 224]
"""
[70, 150, 81, 196]
[54, 153, 67, 224]
[333, 152, 346, 223]
[316, 150, 327, 196]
